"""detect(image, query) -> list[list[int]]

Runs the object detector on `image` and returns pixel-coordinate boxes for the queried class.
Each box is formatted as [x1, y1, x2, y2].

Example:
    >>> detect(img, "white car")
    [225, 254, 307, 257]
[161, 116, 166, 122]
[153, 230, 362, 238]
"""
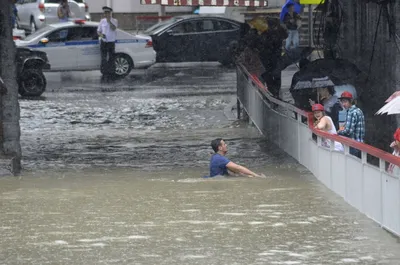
[16, 0, 91, 34]
[13, 28, 26, 40]
[15, 20, 156, 77]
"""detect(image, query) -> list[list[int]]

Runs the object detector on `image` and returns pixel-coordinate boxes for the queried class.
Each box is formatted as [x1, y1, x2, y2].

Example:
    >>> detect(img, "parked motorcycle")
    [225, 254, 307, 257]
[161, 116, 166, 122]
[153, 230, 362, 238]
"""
[16, 47, 50, 97]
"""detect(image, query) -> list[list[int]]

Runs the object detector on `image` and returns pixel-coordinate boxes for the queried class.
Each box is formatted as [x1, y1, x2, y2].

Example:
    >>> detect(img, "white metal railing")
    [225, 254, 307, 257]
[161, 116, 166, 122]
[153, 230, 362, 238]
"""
[236, 63, 400, 237]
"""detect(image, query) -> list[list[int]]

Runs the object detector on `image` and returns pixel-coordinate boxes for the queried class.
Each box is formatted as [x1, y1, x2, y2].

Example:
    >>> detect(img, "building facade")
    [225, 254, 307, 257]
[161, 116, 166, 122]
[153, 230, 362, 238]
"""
[85, 0, 285, 29]
[338, 0, 399, 151]
[85, 0, 194, 29]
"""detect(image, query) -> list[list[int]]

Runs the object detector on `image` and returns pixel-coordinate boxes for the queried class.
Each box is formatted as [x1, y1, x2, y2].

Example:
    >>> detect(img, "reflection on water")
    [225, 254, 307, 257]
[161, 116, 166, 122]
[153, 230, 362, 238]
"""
[0, 168, 399, 264]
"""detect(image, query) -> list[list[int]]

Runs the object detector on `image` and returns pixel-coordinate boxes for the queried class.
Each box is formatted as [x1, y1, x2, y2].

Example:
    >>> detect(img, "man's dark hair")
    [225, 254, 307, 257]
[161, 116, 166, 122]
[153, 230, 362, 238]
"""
[287, 3, 295, 8]
[211, 138, 223, 153]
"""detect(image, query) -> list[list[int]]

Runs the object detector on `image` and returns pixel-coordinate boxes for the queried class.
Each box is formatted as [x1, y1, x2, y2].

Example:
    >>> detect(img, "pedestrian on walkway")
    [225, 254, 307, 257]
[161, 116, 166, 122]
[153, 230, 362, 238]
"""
[337, 91, 365, 158]
[283, 3, 301, 51]
[280, 0, 303, 23]
[57, 0, 71, 22]
[206, 138, 265, 178]
[312, 104, 344, 152]
[258, 18, 288, 98]
[309, 85, 342, 130]
[97, 6, 118, 79]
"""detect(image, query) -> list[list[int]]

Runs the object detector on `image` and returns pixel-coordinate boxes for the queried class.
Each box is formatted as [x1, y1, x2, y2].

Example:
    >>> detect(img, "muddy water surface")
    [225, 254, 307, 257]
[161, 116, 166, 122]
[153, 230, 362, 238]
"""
[3, 65, 399, 264]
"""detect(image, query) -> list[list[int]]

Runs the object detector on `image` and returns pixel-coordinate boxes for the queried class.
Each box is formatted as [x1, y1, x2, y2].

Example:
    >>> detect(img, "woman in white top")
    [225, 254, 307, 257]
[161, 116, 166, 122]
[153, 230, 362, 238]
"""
[312, 103, 344, 152]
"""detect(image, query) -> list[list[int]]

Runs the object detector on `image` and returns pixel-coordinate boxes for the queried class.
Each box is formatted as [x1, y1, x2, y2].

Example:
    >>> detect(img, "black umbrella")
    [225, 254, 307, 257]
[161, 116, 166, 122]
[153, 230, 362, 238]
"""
[290, 73, 342, 110]
[297, 58, 362, 84]
[293, 76, 335, 91]
[273, 47, 314, 75]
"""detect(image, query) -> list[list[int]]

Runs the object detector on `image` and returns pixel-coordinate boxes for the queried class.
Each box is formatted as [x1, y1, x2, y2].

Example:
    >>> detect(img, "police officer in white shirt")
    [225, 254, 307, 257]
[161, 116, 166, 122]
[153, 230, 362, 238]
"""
[97, 6, 118, 78]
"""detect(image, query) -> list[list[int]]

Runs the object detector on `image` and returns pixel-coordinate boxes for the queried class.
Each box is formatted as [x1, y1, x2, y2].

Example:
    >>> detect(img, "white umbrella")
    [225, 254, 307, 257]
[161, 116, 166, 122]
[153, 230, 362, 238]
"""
[376, 91, 400, 115]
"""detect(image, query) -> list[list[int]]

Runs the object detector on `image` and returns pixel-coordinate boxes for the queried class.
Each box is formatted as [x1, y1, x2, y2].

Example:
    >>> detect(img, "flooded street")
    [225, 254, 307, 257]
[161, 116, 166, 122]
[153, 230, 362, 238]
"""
[19, 64, 256, 171]
[1, 64, 400, 264]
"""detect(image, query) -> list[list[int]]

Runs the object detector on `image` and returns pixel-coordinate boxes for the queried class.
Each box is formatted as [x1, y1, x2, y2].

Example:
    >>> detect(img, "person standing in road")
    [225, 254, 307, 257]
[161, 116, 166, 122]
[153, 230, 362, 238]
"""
[57, 0, 71, 22]
[206, 138, 265, 178]
[97, 6, 118, 79]
[337, 91, 365, 158]
[283, 3, 302, 51]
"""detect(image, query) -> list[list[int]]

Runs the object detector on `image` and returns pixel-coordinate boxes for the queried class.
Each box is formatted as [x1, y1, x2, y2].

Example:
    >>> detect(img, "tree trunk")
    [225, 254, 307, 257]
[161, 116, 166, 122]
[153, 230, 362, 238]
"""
[0, 1, 22, 175]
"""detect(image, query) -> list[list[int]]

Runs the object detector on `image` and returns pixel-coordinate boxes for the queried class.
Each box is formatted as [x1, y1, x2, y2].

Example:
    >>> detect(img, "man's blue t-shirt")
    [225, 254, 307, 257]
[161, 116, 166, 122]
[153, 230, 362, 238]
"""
[209, 154, 230, 177]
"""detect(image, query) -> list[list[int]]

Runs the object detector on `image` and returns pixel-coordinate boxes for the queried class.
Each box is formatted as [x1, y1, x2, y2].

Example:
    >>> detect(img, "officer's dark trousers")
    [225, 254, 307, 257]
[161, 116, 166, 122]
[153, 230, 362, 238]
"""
[100, 41, 115, 75]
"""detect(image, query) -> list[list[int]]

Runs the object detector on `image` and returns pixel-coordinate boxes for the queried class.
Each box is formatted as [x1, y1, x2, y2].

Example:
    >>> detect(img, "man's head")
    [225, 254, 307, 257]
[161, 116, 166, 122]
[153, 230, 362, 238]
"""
[102, 6, 112, 19]
[211, 138, 228, 154]
[339, 91, 353, 109]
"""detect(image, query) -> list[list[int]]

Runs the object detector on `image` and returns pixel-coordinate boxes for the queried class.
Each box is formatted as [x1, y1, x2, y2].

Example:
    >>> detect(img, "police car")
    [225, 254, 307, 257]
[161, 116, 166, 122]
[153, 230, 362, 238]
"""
[15, 20, 156, 78]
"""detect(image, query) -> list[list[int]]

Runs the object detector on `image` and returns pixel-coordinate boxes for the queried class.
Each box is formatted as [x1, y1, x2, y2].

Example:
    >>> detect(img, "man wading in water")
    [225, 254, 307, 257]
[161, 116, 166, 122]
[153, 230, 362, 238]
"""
[206, 138, 265, 178]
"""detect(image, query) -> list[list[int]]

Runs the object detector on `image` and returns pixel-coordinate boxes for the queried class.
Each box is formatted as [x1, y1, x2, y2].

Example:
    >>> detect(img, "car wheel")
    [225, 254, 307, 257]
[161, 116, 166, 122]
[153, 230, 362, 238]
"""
[18, 68, 46, 97]
[114, 54, 133, 78]
[30, 18, 37, 34]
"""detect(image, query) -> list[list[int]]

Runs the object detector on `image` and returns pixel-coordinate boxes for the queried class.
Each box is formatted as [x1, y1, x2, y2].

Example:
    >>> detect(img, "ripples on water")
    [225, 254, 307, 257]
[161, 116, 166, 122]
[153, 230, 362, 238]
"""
[19, 69, 239, 170]
[0, 169, 400, 264]
[4, 68, 400, 264]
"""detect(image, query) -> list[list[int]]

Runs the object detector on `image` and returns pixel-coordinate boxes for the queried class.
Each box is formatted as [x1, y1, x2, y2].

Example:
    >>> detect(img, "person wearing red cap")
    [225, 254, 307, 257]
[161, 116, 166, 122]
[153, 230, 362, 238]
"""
[308, 85, 342, 130]
[312, 104, 344, 152]
[337, 91, 365, 158]
[388, 128, 400, 175]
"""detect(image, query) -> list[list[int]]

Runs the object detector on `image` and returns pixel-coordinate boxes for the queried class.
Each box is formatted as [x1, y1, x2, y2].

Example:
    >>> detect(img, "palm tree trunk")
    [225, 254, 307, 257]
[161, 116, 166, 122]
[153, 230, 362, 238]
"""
[0, 1, 22, 175]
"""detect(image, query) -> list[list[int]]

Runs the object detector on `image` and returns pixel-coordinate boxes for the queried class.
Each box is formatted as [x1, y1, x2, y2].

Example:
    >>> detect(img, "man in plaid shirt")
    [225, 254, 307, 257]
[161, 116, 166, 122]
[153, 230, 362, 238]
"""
[338, 91, 365, 158]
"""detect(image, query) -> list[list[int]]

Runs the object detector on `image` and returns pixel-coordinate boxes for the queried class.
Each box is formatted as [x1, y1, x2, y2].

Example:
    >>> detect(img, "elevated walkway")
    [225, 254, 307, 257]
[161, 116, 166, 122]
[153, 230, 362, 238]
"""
[236, 63, 400, 237]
